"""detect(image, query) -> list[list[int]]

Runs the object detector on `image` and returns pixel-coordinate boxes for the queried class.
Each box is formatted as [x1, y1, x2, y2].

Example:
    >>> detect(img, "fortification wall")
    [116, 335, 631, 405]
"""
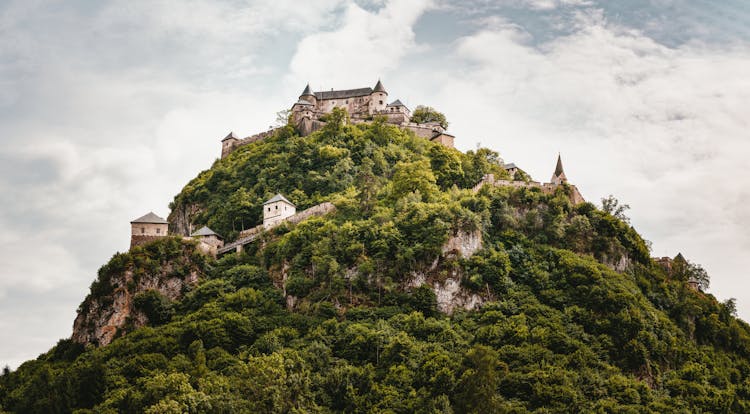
[237, 202, 336, 239]
[130, 235, 166, 249]
[473, 173, 584, 204]
[221, 127, 281, 158]
[286, 202, 336, 225]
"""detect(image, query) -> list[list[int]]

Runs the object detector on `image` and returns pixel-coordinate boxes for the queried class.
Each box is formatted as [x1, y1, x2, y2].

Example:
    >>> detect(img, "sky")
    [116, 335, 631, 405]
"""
[1, 0, 749, 369]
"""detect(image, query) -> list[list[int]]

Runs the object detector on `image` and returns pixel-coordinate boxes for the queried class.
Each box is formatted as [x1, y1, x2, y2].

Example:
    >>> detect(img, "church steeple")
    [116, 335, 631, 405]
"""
[551, 153, 567, 184]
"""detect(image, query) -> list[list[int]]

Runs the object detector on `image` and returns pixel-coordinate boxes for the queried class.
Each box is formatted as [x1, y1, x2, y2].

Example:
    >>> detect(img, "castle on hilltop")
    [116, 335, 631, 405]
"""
[474, 154, 585, 205]
[221, 80, 455, 158]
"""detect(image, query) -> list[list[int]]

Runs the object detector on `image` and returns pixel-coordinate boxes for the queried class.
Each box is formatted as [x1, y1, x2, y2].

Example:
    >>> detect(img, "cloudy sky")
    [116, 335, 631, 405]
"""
[1, 0, 749, 369]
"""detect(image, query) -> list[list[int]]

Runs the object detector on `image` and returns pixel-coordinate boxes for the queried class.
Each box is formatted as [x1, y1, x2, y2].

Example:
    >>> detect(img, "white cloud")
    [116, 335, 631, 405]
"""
[288, 0, 433, 88]
[416, 12, 750, 316]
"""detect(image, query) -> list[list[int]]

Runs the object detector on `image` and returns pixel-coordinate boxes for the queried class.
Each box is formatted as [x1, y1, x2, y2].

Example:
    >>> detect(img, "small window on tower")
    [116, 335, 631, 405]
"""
[275, 205, 278, 210]
[268, 207, 271, 212]
[379, 100, 383, 105]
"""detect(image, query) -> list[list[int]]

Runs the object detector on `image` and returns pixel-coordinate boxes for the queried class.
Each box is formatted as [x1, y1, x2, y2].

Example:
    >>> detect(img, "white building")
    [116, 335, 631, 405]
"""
[263, 194, 296, 229]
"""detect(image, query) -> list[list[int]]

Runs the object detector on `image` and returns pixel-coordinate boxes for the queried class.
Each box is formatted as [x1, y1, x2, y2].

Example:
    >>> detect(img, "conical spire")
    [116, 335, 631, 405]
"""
[300, 83, 314, 97]
[373, 79, 387, 94]
[554, 153, 565, 177]
[550, 153, 568, 184]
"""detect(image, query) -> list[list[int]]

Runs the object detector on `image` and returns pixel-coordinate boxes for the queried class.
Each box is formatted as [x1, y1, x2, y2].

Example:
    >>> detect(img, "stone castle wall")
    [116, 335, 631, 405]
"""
[130, 235, 166, 249]
[221, 128, 281, 158]
[473, 173, 585, 204]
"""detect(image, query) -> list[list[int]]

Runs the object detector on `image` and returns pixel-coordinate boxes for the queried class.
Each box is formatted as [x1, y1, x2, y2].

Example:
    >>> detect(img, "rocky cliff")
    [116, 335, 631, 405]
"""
[72, 238, 206, 346]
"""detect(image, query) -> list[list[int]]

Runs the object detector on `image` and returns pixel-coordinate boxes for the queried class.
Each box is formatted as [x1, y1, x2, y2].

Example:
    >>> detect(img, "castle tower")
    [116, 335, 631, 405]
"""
[263, 193, 296, 229]
[130, 212, 168, 249]
[221, 132, 239, 159]
[370, 79, 388, 113]
[299, 83, 316, 105]
[550, 154, 568, 185]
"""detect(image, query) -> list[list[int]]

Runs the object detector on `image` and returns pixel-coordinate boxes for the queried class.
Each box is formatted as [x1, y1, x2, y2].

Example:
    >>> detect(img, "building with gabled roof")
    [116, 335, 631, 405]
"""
[219, 80, 457, 158]
[130, 212, 168, 249]
[190, 225, 224, 256]
[289, 80, 455, 148]
[263, 193, 296, 229]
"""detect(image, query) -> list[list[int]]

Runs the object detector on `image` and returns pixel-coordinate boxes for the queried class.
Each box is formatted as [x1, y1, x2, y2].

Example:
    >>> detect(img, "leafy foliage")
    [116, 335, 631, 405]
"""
[410, 105, 449, 129]
[2, 120, 749, 413]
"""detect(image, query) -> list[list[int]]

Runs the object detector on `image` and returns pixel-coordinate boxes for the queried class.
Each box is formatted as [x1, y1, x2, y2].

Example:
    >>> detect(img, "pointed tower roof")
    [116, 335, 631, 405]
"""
[131, 212, 168, 224]
[373, 79, 387, 94]
[554, 154, 565, 177]
[263, 193, 296, 207]
[300, 83, 314, 97]
[222, 131, 239, 142]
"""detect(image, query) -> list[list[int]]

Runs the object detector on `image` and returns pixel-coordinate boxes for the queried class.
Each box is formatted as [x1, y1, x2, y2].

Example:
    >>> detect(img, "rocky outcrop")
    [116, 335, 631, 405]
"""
[442, 229, 482, 259]
[405, 229, 486, 314]
[168, 203, 203, 237]
[72, 239, 204, 346]
[433, 277, 484, 314]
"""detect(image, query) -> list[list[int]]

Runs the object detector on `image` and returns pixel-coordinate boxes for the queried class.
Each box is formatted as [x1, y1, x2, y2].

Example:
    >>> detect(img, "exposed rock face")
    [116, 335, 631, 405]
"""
[168, 203, 203, 236]
[406, 228, 486, 314]
[72, 241, 203, 347]
[442, 229, 482, 259]
[433, 277, 484, 314]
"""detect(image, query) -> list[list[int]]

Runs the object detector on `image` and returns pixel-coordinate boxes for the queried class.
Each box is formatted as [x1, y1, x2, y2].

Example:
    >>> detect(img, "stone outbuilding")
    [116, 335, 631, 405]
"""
[263, 194, 296, 229]
[191, 226, 223, 248]
[130, 212, 168, 249]
[190, 226, 224, 256]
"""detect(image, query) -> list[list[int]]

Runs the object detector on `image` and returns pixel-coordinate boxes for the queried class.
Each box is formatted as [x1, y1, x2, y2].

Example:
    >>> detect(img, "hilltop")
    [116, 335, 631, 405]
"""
[1, 110, 750, 413]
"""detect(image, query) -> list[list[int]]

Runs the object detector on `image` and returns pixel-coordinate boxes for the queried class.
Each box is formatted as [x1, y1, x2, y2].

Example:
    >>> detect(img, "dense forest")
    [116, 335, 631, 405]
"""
[2, 110, 749, 413]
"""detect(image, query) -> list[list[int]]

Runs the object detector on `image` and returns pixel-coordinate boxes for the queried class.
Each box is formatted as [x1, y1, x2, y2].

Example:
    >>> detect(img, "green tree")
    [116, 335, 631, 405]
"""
[411, 105, 449, 129]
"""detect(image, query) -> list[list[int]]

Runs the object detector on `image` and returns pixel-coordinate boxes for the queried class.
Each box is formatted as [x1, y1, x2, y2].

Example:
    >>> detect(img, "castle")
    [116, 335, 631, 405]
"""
[221, 80, 455, 158]
[473, 154, 585, 205]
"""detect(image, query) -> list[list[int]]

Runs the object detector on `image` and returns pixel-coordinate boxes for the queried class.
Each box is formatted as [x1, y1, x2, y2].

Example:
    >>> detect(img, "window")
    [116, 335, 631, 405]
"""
[275, 205, 278, 210]
[267, 207, 271, 212]
[345, 100, 348, 104]
[331, 101, 336, 105]
[379, 100, 383, 105]
[156, 228, 160, 234]
[141, 227, 145, 234]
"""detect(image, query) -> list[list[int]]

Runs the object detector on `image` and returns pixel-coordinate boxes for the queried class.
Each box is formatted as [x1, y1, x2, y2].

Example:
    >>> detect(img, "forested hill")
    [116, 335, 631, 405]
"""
[2, 110, 750, 413]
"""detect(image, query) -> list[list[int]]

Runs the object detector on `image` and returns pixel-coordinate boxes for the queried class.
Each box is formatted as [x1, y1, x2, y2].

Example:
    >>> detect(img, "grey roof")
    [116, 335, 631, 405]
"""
[504, 163, 518, 169]
[222, 132, 239, 141]
[263, 193, 296, 207]
[387, 99, 406, 107]
[294, 99, 313, 106]
[300, 83, 314, 97]
[554, 154, 565, 176]
[191, 226, 221, 238]
[131, 212, 168, 224]
[315, 87, 373, 100]
[373, 79, 387, 93]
